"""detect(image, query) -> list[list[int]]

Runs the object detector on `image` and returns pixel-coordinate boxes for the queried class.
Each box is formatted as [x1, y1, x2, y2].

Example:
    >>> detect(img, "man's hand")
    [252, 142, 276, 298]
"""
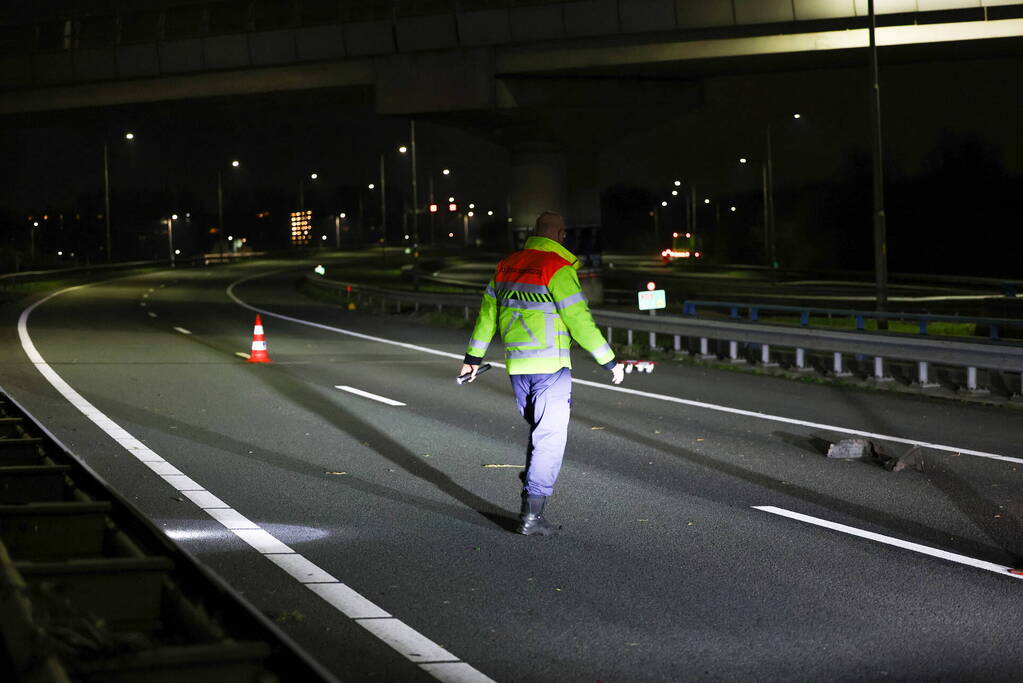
[459, 364, 480, 383]
[610, 363, 625, 385]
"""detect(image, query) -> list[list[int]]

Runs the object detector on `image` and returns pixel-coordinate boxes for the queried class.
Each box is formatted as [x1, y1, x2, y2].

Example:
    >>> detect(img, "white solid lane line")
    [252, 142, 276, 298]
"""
[19, 282, 496, 683]
[173, 326, 191, 335]
[147, 312, 158, 318]
[754, 505, 1023, 581]
[226, 271, 1023, 467]
[335, 385, 406, 406]
[571, 379, 1023, 466]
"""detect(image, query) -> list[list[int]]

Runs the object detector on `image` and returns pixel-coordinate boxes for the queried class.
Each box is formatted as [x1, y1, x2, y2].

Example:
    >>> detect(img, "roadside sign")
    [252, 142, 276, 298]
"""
[637, 289, 666, 311]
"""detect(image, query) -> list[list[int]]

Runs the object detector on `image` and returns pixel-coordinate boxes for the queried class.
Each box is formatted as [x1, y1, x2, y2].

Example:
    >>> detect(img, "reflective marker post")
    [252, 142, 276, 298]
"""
[638, 288, 666, 348]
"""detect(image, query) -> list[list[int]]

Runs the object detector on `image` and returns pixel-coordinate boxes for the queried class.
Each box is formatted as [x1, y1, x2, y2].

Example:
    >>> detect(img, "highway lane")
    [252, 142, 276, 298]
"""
[3, 260, 1023, 681]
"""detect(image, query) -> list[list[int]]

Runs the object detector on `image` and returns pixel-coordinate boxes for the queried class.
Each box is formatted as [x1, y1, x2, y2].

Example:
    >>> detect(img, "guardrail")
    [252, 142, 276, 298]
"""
[682, 300, 1023, 340]
[306, 273, 1023, 397]
[0, 387, 335, 683]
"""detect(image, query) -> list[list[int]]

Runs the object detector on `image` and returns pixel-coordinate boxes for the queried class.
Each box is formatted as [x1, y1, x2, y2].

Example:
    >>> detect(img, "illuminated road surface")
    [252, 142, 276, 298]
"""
[3, 261, 1022, 681]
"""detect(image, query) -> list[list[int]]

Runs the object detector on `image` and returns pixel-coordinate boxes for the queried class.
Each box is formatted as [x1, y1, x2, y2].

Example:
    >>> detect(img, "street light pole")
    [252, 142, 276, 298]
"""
[410, 119, 420, 289]
[379, 153, 387, 263]
[765, 123, 776, 269]
[103, 141, 112, 262]
[868, 0, 889, 319]
[167, 217, 175, 267]
[217, 169, 224, 259]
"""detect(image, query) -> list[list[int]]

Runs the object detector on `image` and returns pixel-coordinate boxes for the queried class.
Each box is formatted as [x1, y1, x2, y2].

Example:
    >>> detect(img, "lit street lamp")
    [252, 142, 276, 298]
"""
[298, 172, 318, 211]
[102, 130, 136, 262]
[217, 160, 241, 258]
[166, 215, 176, 267]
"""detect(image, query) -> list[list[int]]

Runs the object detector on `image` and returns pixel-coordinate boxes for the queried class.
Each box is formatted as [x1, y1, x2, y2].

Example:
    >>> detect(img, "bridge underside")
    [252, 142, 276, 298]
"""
[0, 10, 1021, 116]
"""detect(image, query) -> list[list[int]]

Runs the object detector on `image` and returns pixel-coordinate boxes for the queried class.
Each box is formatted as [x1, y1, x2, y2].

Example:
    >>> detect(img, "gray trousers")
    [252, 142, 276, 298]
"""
[510, 368, 572, 497]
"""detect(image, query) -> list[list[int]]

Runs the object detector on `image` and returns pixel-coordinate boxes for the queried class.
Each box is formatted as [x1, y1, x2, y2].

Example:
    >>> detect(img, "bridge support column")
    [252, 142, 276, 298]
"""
[509, 144, 566, 237]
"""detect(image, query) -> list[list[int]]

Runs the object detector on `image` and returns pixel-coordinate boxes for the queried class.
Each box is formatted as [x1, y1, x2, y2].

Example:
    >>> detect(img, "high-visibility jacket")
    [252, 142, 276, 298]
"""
[464, 236, 615, 375]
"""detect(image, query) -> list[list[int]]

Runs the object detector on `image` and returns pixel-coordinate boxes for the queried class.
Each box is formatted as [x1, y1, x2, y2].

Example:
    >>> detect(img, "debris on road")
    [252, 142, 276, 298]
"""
[827, 438, 873, 459]
[825, 439, 925, 472]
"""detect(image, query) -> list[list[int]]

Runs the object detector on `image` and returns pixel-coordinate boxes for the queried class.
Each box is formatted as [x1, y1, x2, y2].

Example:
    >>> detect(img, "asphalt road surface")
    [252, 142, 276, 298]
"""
[2, 259, 1022, 682]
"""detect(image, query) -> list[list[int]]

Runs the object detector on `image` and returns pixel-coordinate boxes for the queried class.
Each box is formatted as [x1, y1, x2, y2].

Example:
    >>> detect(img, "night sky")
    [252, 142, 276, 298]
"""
[2, 45, 1021, 274]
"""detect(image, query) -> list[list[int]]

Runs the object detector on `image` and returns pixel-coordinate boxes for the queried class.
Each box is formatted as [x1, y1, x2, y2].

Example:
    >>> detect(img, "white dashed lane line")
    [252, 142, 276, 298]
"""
[147, 312, 158, 318]
[335, 385, 406, 407]
[173, 326, 191, 335]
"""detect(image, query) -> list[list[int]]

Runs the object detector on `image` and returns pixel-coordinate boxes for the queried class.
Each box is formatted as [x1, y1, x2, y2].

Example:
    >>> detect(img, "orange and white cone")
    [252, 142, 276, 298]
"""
[248, 314, 271, 363]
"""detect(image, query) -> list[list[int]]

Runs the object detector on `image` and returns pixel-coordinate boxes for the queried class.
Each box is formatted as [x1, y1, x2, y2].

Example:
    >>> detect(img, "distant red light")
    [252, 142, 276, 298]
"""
[448, 203, 457, 212]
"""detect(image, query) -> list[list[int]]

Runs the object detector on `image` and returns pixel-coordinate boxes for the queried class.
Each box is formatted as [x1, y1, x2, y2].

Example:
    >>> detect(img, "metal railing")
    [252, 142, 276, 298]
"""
[682, 300, 1023, 341]
[306, 273, 1023, 396]
[0, 387, 335, 683]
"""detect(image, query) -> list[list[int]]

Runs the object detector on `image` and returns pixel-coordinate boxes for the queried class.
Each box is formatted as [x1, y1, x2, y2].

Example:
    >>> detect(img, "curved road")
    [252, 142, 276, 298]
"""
[2, 259, 1022, 681]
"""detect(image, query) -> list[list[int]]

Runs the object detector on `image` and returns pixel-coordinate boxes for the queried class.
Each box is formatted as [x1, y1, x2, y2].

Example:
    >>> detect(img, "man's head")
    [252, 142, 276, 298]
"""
[534, 211, 567, 243]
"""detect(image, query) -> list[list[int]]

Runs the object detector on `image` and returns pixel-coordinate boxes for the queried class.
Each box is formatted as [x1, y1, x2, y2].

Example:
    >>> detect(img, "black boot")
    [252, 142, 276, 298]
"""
[517, 495, 559, 536]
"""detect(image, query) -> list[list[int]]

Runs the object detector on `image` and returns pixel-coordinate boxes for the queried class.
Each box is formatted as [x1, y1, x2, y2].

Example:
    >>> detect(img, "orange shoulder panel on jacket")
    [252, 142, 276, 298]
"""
[495, 249, 571, 286]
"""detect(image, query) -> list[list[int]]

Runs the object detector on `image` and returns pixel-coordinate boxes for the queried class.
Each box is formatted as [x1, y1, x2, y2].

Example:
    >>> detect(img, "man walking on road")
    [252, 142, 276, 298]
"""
[459, 211, 625, 536]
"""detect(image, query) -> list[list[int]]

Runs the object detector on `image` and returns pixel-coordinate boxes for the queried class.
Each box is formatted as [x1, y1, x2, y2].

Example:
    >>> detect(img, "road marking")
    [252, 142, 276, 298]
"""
[235, 351, 251, 359]
[335, 385, 406, 406]
[19, 282, 497, 683]
[147, 312, 158, 318]
[173, 326, 191, 335]
[753, 505, 1023, 581]
[226, 271, 1023, 467]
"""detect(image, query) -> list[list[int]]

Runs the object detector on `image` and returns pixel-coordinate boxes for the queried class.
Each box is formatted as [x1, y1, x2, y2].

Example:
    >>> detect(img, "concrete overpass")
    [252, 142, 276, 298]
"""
[2, 1, 1022, 115]
[3, 0, 1021, 226]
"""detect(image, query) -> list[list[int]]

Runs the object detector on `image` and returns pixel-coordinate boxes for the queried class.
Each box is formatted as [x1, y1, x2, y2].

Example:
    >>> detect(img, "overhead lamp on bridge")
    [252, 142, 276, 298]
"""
[125, 132, 135, 141]
[673, 180, 681, 186]
[231, 160, 240, 167]
[442, 168, 450, 175]
[310, 172, 318, 180]
[704, 198, 711, 204]
[398, 145, 408, 154]
[739, 157, 748, 164]
[671, 190, 678, 196]
[660, 201, 668, 207]
[793, 113, 801, 119]
[368, 183, 375, 190]
[730, 206, 737, 212]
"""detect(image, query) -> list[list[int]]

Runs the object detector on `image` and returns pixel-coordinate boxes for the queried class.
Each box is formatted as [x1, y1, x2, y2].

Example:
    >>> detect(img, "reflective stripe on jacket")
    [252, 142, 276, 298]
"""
[465, 236, 614, 375]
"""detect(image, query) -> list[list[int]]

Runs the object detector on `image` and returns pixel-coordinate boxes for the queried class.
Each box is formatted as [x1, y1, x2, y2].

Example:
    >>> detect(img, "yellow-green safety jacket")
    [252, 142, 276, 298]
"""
[463, 236, 615, 375]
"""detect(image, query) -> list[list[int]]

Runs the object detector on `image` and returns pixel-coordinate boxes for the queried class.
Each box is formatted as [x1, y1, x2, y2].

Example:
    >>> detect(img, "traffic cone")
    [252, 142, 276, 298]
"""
[248, 314, 271, 363]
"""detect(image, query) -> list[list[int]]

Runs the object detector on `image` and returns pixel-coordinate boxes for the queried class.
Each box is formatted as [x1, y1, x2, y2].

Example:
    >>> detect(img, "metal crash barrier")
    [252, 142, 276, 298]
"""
[0, 388, 335, 683]
[306, 273, 1023, 398]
